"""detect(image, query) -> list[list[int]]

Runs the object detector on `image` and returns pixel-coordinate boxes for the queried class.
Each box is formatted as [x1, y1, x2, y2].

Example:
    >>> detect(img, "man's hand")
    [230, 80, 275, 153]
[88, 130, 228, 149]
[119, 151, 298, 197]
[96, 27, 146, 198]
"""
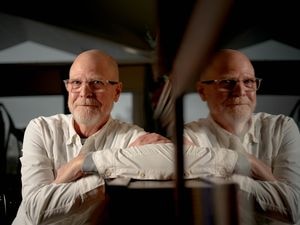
[129, 132, 171, 147]
[53, 153, 86, 184]
[247, 154, 277, 181]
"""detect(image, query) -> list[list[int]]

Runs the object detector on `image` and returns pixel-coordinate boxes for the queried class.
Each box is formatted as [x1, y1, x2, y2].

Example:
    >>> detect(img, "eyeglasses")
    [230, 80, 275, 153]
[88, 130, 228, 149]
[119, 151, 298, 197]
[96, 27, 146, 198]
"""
[201, 78, 262, 92]
[63, 79, 119, 92]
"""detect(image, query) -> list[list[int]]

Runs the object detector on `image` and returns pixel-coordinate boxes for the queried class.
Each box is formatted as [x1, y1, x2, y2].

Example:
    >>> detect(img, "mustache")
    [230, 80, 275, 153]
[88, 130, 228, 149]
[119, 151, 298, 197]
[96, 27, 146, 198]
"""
[74, 99, 100, 106]
[224, 97, 250, 105]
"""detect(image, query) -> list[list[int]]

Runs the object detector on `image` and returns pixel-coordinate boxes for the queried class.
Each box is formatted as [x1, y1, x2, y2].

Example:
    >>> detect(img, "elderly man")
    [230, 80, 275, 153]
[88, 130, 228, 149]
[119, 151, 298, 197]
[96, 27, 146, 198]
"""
[12, 49, 175, 225]
[184, 49, 300, 224]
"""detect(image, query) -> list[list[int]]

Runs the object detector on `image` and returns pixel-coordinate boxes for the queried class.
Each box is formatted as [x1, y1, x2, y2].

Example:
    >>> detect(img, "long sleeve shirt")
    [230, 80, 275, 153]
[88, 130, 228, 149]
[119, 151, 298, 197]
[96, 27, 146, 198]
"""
[184, 112, 300, 224]
[12, 113, 245, 225]
[12, 114, 175, 225]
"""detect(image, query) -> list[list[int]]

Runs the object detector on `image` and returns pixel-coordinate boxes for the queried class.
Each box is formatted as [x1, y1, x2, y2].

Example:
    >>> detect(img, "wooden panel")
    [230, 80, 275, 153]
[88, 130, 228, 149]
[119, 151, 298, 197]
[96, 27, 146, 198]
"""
[0, 64, 69, 96]
[0, 63, 151, 96]
[119, 64, 147, 92]
[253, 61, 300, 95]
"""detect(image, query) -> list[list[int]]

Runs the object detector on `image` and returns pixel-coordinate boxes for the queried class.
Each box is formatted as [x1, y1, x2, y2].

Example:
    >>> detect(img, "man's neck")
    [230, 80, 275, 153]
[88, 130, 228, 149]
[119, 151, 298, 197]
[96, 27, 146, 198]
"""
[74, 118, 109, 138]
[213, 115, 251, 136]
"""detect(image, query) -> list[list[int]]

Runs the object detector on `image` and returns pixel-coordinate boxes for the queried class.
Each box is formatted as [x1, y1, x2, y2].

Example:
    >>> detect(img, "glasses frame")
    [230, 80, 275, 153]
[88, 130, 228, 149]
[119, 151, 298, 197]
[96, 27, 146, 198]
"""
[201, 77, 262, 92]
[63, 79, 119, 92]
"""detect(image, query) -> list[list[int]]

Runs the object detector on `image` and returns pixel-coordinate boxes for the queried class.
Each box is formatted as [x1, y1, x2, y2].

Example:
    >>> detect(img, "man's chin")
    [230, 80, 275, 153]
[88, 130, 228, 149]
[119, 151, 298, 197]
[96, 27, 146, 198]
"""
[74, 111, 100, 124]
[232, 110, 251, 121]
[226, 105, 251, 117]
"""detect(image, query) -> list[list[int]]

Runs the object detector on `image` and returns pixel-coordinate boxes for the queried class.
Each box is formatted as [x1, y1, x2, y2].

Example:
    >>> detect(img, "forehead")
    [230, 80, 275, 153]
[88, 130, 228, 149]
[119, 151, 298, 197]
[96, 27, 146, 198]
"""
[70, 67, 104, 79]
[69, 54, 119, 80]
[202, 51, 255, 80]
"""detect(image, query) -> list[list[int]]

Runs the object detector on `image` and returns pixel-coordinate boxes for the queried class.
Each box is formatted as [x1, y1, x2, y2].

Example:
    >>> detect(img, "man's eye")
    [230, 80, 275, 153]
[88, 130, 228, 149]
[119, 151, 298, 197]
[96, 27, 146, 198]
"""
[244, 79, 255, 85]
[220, 80, 236, 85]
[92, 80, 101, 84]
[72, 80, 82, 85]
[92, 80, 104, 85]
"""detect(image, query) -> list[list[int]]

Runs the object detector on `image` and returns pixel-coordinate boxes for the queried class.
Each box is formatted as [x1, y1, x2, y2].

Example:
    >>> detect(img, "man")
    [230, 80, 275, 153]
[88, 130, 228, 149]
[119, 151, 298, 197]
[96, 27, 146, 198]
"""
[184, 49, 300, 224]
[12, 49, 175, 225]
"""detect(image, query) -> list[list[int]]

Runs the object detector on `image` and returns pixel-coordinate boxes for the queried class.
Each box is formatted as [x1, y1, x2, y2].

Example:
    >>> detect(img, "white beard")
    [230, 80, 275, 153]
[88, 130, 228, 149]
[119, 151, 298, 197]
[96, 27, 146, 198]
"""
[73, 106, 101, 126]
[227, 105, 251, 123]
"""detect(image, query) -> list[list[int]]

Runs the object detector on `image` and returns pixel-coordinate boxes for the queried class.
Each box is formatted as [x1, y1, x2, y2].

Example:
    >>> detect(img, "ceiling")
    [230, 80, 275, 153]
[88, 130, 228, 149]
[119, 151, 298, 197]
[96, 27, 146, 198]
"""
[1, 0, 157, 51]
[1, 0, 300, 59]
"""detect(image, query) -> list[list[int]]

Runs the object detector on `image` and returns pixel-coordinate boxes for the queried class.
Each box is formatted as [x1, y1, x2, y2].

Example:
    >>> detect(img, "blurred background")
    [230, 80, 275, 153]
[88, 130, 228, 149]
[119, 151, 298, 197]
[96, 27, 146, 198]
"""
[0, 1, 300, 223]
[0, 0, 299, 129]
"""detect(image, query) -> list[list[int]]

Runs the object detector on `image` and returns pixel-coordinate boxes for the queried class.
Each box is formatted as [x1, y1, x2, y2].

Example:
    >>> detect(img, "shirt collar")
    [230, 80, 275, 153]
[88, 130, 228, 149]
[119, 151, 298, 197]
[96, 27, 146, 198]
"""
[248, 114, 259, 143]
[207, 114, 258, 144]
[66, 115, 113, 145]
[66, 115, 78, 145]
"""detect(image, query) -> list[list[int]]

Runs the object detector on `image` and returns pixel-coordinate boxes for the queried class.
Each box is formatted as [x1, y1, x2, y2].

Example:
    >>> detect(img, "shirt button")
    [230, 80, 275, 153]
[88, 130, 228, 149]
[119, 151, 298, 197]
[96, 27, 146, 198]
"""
[105, 170, 112, 177]
[139, 171, 145, 178]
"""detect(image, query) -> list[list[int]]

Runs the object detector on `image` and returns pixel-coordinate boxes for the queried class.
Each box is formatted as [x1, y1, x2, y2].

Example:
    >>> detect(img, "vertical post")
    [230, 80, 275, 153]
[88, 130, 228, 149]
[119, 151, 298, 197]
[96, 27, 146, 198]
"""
[0, 108, 5, 178]
[174, 95, 185, 225]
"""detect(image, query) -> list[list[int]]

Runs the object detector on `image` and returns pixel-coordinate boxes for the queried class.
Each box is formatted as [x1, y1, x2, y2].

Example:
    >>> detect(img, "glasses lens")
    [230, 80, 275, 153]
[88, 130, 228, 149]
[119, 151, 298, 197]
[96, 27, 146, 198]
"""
[90, 80, 105, 90]
[255, 78, 262, 90]
[64, 79, 118, 92]
[243, 79, 257, 89]
[202, 77, 262, 92]
[218, 78, 262, 92]
[218, 80, 237, 91]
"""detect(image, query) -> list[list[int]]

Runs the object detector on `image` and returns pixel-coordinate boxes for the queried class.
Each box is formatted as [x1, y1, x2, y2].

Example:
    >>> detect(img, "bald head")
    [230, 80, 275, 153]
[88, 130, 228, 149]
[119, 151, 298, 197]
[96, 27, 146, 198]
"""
[196, 49, 258, 134]
[200, 49, 255, 81]
[70, 49, 119, 81]
[66, 49, 123, 133]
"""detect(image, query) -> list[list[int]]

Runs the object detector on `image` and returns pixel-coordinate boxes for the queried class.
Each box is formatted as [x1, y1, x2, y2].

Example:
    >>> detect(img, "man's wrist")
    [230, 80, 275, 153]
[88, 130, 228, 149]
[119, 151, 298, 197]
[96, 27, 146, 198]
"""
[234, 152, 251, 176]
[82, 152, 97, 173]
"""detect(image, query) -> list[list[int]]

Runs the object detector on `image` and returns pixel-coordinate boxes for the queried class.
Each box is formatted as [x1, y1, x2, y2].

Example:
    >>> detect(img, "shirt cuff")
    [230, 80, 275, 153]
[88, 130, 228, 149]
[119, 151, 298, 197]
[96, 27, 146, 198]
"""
[234, 152, 251, 176]
[82, 152, 97, 173]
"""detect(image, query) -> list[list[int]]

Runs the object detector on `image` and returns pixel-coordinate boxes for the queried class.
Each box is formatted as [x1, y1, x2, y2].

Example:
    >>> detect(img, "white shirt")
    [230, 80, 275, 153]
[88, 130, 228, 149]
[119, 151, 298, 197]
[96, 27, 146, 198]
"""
[11, 113, 253, 225]
[184, 112, 300, 224]
[12, 114, 175, 225]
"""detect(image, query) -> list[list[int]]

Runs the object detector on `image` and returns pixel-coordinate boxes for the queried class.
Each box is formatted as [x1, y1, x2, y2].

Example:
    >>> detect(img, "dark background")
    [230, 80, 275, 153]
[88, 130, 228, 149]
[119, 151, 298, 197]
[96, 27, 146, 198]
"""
[1, 0, 300, 51]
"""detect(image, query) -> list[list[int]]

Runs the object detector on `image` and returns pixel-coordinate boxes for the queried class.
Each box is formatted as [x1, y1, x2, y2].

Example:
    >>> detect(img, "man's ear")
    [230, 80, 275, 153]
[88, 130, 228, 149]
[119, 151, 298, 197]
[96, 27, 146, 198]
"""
[114, 82, 123, 102]
[196, 81, 206, 101]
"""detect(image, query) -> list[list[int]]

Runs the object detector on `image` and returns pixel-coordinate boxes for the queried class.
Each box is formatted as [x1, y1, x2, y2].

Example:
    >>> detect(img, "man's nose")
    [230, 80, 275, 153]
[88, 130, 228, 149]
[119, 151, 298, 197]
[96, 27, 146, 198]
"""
[79, 83, 94, 96]
[232, 81, 247, 95]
